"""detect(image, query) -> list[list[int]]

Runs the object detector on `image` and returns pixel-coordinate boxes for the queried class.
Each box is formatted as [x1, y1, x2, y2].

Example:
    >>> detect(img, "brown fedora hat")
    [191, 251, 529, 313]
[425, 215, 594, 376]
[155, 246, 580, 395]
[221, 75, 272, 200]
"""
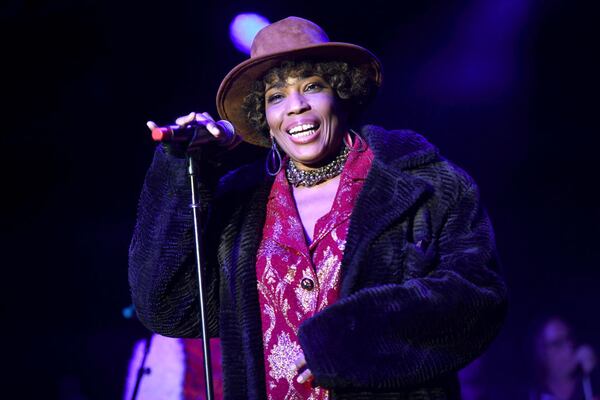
[215, 16, 383, 148]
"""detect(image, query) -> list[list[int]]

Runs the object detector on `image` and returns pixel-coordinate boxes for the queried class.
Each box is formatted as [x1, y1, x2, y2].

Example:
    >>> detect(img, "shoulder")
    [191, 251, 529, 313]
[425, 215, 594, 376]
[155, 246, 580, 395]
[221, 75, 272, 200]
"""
[360, 125, 441, 169]
[361, 125, 478, 201]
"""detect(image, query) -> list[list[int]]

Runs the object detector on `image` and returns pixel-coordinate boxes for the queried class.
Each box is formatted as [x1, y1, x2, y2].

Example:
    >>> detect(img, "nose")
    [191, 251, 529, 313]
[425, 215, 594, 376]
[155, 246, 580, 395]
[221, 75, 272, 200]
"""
[286, 91, 310, 115]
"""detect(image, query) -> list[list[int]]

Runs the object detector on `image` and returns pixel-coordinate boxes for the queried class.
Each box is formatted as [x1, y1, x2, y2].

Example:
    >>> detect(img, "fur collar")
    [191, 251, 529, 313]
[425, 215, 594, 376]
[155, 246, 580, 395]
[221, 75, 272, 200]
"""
[360, 125, 441, 171]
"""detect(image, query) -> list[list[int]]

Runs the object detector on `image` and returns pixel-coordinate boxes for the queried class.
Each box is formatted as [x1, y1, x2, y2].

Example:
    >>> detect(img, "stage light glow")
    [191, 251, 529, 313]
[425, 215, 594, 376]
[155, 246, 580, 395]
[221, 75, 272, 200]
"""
[229, 13, 270, 55]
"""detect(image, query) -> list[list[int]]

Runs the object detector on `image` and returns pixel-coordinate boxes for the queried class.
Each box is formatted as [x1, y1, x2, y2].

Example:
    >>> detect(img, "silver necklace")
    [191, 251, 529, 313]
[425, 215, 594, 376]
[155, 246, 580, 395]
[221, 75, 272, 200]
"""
[286, 145, 350, 187]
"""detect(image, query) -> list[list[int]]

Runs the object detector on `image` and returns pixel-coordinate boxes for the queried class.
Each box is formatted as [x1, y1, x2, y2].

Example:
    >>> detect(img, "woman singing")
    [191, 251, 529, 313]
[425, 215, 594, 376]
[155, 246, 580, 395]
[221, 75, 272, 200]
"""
[129, 16, 508, 400]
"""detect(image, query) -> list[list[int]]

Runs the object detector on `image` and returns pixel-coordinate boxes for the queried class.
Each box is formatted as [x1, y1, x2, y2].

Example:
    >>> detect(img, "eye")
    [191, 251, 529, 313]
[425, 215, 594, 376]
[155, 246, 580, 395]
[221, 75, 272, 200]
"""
[304, 81, 323, 92]
[266, 92, 284, 104]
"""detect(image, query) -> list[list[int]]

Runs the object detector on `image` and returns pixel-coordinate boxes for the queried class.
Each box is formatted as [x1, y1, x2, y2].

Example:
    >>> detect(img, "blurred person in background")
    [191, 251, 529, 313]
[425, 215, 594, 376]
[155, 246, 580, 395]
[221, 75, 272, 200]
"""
[458, 356, 489, 400]
[530, 315, 599, 400]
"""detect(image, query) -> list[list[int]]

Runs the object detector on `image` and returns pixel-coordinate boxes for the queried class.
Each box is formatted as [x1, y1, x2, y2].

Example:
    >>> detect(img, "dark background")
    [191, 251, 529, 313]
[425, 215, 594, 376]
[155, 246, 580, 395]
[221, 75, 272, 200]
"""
[2, 0, 598, 398]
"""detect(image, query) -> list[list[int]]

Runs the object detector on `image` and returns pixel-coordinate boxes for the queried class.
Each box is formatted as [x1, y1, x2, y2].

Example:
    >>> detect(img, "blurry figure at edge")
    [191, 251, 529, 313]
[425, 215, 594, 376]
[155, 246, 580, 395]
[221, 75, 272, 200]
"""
[530, 316, 599, 400]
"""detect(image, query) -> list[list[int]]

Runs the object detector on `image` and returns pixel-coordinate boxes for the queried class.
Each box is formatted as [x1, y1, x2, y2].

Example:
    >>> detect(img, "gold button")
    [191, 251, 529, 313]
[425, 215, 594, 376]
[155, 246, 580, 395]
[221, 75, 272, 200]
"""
[301, 278, 315, 291]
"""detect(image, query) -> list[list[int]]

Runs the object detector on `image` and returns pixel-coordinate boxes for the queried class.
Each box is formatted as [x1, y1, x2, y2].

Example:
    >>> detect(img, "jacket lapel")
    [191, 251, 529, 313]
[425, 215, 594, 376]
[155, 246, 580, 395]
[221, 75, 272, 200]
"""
[339, 126, 439, 297]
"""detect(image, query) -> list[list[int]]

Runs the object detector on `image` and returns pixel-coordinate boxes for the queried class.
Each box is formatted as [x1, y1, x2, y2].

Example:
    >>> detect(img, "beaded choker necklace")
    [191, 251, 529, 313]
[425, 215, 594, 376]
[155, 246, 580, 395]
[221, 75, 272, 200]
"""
[286, 145, 350, 187]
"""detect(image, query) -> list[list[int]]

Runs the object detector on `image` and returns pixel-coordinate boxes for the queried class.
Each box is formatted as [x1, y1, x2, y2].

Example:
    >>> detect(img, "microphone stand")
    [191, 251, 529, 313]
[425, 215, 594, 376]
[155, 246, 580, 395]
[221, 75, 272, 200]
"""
[582, 373, 593, 400]
[130, 333, 153, 400]
[187, 155, 215, 400]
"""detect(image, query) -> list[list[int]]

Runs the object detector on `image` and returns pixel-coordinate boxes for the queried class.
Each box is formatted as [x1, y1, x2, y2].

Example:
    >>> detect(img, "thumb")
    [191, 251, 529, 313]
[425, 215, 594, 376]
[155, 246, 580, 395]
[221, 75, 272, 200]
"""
[146, 120, 158, 131]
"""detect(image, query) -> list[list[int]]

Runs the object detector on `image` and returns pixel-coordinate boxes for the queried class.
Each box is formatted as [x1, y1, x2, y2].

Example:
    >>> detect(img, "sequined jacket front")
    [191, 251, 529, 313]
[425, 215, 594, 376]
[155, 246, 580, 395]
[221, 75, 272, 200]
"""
[128, 125, 509, 400]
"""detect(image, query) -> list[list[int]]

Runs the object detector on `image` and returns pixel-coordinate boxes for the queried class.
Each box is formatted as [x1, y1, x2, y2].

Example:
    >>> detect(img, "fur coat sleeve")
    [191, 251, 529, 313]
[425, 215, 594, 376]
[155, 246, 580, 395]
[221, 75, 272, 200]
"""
[127, 144, 223, 338]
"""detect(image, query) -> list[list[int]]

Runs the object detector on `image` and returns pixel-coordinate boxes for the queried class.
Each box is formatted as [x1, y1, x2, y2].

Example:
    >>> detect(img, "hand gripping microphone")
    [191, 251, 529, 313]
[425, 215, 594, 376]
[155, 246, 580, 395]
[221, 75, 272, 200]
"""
[151, 120, 235, 143]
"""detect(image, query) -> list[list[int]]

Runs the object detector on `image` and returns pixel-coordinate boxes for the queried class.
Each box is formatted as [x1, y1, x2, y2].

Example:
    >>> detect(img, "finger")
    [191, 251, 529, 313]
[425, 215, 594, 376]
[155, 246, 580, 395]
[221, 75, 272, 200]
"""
[296, 369, 313, 384]
[194, 112, 211, 122]
[201, 111, 215, 121]
[294, 355, 307, 369]
[192, 113, 221, 136]
[194, 112, 215, 124]
[146, 120, 158, 131]
[175, 112, 196, 127]
[207, 122, 221, 136]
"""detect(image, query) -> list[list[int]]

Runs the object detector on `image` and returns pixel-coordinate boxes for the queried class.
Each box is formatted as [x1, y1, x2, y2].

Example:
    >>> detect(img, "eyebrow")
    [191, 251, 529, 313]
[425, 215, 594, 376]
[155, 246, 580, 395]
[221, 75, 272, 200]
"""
[265, 81, 286, 92]
[265, 76, 325, 92]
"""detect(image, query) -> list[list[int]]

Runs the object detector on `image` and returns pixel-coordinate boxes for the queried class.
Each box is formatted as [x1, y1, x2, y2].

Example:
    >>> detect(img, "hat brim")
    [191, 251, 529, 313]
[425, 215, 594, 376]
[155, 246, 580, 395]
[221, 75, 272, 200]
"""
[216, 42, 383, 148]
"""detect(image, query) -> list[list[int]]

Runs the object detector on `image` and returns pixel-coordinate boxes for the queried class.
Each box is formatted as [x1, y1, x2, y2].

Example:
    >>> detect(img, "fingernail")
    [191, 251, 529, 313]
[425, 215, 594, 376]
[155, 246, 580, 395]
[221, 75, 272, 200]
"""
[297, 375, 305, 384]
[209, 123, 220, 135]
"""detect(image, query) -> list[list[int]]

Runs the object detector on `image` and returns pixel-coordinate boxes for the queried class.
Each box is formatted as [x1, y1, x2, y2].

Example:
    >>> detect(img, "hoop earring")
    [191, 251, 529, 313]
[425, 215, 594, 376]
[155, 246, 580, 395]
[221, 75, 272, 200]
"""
[266, 137, 282, 176]
[344, 129, 367, 152]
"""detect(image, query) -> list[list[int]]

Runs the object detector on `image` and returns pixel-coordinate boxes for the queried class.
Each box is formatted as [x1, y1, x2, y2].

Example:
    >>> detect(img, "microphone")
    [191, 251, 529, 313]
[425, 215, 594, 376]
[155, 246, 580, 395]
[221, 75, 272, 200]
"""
[151, 120, 235, 143]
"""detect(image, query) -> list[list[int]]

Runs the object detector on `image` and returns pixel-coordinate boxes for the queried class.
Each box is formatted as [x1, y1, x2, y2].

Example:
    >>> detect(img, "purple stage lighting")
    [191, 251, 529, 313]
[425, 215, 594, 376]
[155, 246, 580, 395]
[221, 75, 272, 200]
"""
[229, 13, 270, 54]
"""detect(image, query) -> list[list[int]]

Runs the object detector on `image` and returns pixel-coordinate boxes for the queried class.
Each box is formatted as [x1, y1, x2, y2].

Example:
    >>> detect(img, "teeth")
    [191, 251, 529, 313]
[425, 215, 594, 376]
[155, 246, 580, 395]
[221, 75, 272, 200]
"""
[291, 129, 315, 138]
[288, 123, 316, 134]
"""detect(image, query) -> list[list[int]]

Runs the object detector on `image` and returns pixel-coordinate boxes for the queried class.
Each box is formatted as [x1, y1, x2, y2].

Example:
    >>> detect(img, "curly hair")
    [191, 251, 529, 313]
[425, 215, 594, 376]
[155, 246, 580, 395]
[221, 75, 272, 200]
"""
[242, 60, 377, 139]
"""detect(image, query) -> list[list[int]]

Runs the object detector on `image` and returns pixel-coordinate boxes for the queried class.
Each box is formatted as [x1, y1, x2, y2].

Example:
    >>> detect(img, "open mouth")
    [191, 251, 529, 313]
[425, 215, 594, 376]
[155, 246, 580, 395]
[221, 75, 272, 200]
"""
[287, 123, 320, 138]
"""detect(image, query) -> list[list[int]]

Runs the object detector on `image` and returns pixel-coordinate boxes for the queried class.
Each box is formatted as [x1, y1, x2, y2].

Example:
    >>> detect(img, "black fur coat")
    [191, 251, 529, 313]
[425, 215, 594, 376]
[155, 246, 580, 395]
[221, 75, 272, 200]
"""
[128, 125, 508, 399]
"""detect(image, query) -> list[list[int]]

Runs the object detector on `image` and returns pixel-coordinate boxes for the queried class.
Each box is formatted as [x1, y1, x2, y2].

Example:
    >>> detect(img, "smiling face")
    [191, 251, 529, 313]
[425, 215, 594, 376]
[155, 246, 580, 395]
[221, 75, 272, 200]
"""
[265, 74, 348, 170]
